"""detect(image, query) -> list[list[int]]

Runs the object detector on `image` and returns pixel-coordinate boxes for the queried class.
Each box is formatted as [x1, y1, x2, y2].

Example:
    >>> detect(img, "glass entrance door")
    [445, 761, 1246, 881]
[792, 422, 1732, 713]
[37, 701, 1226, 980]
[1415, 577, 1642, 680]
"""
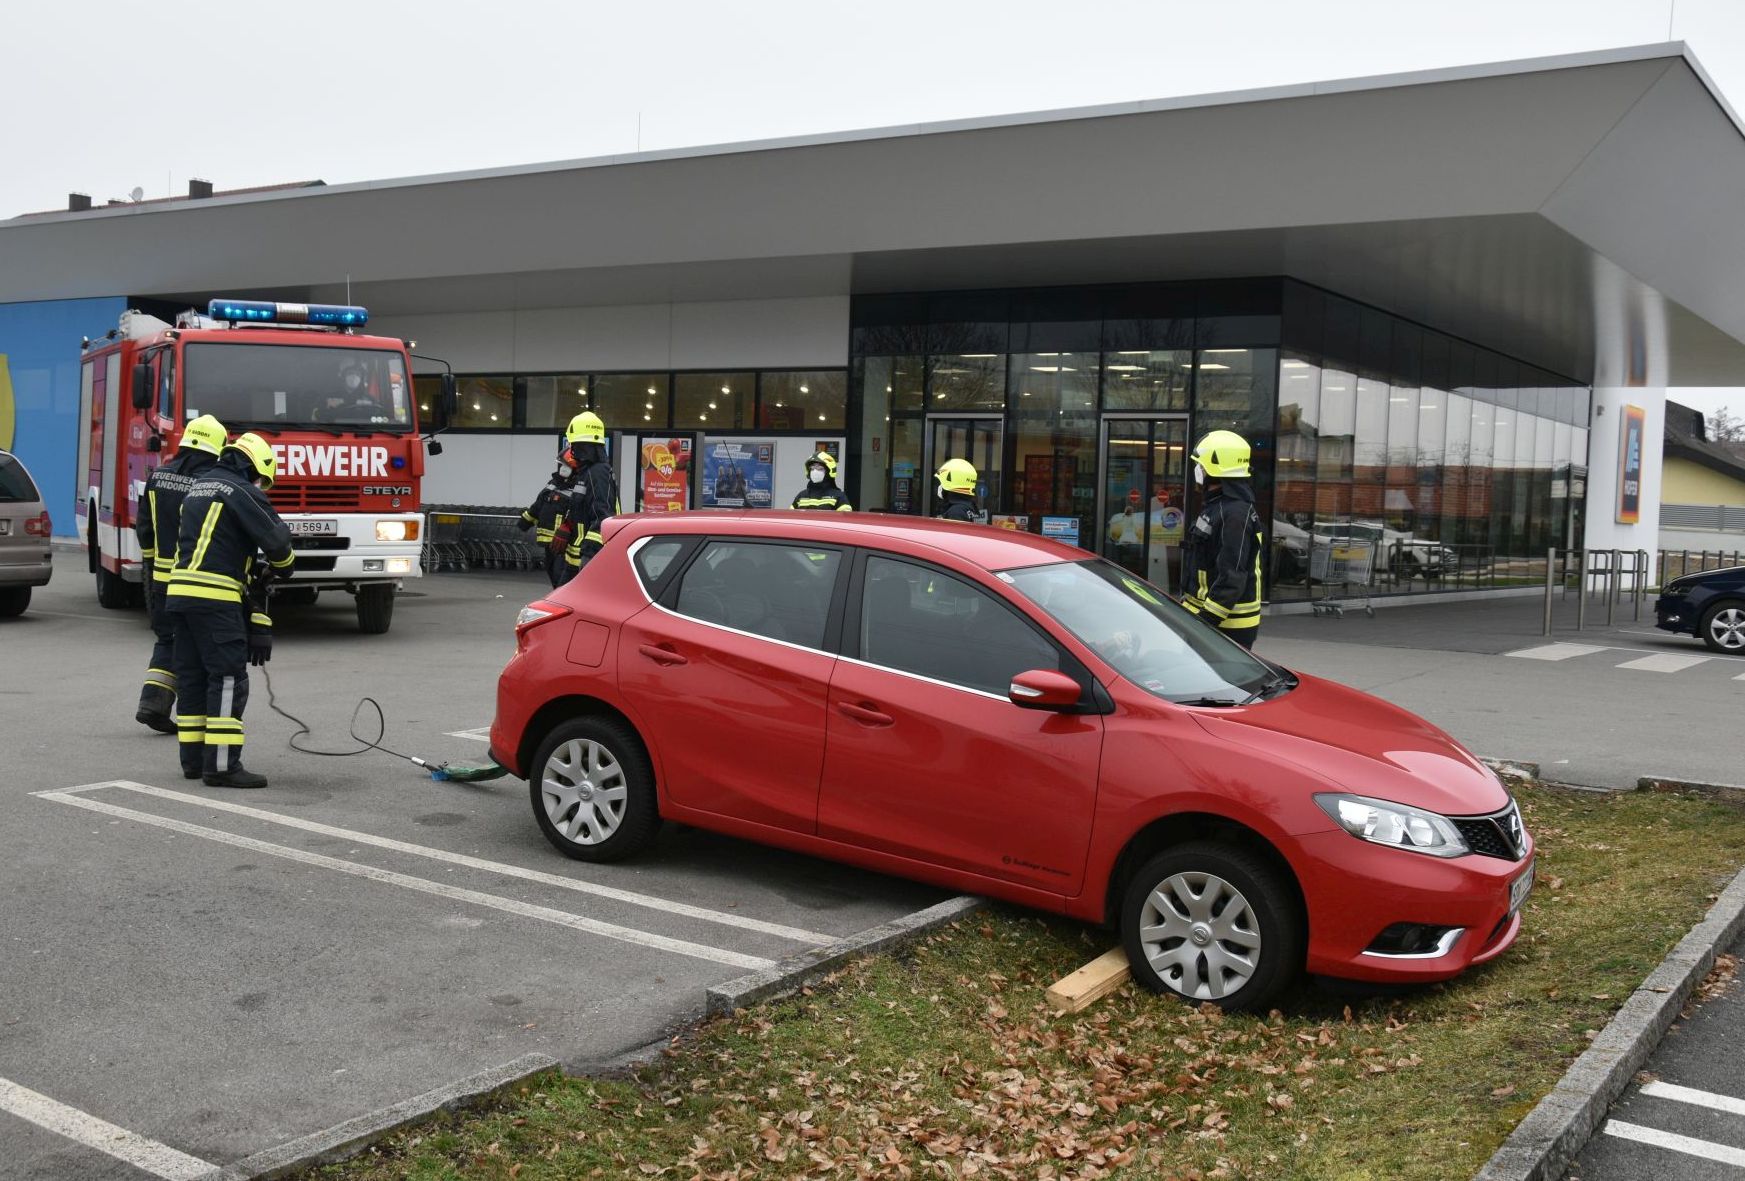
[1099, 416, 1189, 592]
[923, 416, 1002, 519]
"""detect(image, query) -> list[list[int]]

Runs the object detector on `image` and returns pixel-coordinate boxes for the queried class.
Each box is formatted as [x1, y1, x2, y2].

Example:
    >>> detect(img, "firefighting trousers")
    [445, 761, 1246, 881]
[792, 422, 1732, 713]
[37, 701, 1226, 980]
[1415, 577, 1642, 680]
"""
[142, 588, 177, 699]
[543, 547, 567, 588]
[169, 601, 251, 777]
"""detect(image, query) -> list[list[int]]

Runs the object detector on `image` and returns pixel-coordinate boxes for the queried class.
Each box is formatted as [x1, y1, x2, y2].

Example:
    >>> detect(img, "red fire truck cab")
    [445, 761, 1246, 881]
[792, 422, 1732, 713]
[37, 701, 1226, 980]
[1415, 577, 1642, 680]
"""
[76, 299, 453, 634]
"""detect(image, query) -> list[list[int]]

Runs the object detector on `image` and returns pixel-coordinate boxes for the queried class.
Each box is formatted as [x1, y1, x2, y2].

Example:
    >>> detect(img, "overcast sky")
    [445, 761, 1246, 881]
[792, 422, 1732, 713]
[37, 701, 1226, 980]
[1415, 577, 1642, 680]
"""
[6, 0, 1745, 417]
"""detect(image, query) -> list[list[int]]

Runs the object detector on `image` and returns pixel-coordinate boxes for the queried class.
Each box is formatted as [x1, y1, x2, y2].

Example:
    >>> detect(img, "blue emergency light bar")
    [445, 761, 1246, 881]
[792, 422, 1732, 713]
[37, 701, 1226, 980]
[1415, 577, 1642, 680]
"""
[206, 299, 370, 327]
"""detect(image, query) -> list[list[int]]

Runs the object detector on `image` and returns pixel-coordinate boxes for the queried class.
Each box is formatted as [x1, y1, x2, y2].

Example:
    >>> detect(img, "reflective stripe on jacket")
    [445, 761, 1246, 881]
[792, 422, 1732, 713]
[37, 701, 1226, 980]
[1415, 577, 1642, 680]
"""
[136, 450, 217, 584]
[564, 460, 620, 567]
[166, 462, 295, 604]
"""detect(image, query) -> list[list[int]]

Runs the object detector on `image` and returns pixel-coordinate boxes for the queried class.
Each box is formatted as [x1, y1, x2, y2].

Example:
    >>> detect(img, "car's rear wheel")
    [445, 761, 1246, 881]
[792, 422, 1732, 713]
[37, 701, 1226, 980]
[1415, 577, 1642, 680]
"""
[1700, 602, 1745, 654]
[0, 587, 30, 617]
[1120, 842, 1302, 1012]
[528, 716, 660, 862]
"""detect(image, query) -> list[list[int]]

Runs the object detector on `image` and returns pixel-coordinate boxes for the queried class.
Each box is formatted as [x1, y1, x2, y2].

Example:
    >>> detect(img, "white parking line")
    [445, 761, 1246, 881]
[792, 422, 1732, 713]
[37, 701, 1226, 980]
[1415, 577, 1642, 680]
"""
[1615, 653, 1710, 673]
[0, 1074, 216, 1180]
[445, 727, 492, 743]
[1503, 643, 1607, 661]
[43, 780, 830, 946]
[37, 790, 774, 971]
[1602, 1118, 1745, 1166]
[1641, 1079, 1745, 1117]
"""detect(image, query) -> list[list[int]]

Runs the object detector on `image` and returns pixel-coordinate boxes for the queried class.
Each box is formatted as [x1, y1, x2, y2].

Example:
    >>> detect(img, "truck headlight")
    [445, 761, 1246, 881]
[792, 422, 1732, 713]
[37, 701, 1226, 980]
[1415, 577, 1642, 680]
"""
[376, 520, 419, 542]
[1314, 793, 1469, 858]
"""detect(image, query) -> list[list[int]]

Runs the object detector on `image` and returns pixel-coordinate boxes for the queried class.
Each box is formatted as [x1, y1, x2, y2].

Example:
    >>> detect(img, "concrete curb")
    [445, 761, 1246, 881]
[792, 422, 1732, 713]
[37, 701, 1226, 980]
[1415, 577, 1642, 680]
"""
[705, 894, 985, 1015]
[1471, 863, 1745, 1181]
[1638, 774, 1745, 802]
[212, 1052, 558, 1180]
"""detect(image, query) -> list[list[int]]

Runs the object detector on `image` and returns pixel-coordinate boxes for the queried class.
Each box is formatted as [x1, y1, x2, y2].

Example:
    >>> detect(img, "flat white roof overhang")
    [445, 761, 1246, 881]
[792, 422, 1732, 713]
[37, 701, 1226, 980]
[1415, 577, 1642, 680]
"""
[5, 43, 1745, 385]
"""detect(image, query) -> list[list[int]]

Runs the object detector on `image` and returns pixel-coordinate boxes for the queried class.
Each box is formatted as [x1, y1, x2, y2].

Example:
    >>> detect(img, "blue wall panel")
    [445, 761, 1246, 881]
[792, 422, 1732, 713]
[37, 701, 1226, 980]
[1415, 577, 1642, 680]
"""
[0, 297, 127, 535]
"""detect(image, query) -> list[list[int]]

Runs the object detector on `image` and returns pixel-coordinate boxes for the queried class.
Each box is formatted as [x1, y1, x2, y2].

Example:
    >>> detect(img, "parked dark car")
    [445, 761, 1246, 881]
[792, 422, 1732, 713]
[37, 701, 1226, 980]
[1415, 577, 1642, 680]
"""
[1654, 565, 1745, 653]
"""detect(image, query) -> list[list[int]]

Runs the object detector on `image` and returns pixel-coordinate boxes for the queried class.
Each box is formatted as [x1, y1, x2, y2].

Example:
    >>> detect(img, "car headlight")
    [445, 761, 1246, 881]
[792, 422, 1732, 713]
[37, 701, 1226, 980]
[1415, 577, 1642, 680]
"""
[376, 520, 419, 542]
[1314, 793, 1470, 858]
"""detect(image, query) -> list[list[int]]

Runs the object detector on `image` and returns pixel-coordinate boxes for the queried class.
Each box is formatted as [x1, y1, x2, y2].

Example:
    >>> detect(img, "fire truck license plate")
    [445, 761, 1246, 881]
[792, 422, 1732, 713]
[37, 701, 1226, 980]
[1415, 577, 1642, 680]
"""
[286, 519, 338, 536]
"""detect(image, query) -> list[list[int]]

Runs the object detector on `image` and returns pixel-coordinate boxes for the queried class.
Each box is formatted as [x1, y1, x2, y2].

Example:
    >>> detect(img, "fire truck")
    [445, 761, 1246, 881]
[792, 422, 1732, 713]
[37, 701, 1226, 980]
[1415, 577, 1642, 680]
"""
[76, 299, 453, 634]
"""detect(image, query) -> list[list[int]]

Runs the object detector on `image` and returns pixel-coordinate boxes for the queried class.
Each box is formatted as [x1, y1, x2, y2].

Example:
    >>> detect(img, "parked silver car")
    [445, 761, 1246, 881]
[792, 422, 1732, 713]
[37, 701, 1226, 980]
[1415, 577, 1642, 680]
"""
[0, 449, 54, 617]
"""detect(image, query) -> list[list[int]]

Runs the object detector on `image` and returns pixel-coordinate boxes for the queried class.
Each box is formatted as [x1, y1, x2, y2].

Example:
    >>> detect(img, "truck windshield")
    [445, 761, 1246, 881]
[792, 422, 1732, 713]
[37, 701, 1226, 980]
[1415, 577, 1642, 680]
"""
[183, 343, 414, 433]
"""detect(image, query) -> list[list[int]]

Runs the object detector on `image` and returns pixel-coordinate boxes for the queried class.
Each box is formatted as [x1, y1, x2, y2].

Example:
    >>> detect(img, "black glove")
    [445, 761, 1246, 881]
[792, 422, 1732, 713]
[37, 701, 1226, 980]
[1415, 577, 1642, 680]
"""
[248, 611, 273, 666]
[516, 513, 535, 532]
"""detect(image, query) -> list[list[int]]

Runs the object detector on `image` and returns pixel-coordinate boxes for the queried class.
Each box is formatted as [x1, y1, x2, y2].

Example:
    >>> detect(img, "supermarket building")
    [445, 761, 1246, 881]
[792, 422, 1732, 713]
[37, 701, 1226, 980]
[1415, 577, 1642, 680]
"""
[5, 43, 1745, 599]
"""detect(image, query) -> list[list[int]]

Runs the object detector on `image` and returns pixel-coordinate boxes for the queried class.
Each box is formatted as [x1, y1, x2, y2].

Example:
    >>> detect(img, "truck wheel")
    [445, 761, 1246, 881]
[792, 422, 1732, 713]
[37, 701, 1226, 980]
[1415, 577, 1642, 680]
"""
[96, 559, 130, 609]
[0, 587, 30, 617]
[356, 584, 395, 634]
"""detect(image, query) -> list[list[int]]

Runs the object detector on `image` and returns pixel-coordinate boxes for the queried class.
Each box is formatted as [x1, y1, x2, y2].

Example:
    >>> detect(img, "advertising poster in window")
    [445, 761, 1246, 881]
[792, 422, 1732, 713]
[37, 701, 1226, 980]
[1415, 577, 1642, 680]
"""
[1616, 404, 1644, 524]
[639, 436, 691, 513]
[702, 438, 774, 508]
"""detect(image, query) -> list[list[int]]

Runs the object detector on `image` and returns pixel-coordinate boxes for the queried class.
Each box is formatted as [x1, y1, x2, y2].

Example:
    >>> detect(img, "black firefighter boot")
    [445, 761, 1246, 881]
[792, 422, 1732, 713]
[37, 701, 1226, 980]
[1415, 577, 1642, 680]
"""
[135, 683, 177, 735]
[204, 765, 268, 789]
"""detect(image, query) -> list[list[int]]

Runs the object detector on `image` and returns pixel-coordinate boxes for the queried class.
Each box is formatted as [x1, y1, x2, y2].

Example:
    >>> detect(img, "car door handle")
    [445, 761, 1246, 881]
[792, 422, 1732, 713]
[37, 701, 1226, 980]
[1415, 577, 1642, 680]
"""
[836, 701, 894, 727]
[638, 644, 688, 666]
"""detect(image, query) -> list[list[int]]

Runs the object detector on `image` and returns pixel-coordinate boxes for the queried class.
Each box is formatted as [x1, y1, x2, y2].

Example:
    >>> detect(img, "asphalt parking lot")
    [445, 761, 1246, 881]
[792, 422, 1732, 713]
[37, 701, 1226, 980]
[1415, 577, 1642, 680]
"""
[0, 555, 943, 1179]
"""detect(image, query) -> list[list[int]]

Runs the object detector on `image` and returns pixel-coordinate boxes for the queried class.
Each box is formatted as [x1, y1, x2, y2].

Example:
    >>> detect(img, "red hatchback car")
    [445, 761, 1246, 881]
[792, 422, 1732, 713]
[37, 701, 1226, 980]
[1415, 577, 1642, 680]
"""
[491, 512, 1534, 1011]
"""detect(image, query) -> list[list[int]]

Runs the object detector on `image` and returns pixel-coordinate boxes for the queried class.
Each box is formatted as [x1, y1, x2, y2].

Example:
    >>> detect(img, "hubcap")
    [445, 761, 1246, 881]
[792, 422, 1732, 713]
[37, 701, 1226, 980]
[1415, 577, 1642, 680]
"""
[1711, 608, 1745, 651]
[540, 739, 627, 845]
[1138, 871, 1262, 1001]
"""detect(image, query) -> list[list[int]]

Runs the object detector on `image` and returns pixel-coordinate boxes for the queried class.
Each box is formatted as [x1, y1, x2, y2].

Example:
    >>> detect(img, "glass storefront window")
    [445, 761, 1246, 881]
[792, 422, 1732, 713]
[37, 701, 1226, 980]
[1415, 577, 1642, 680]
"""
[1010, 353, 1097, 527]
[453, 375, 514, 430]
[1102, 350, 1189, 411]
[596, 374, 670, 431]
[928, 353, 1005, 412]
[524, 375, 590, 432]
[675, 373, 752, 430]
[1272, 355, 1319, 597]
[888, 418, 924, 514]
[760, 371, 846, 430]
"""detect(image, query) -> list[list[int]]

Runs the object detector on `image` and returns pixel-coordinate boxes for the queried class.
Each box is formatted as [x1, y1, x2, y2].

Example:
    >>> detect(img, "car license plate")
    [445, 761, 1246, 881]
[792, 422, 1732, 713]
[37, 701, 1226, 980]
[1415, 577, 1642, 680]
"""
[0, 519, 10, 536]
[1509, 858, 1535, 916]
[286, 519, 338, 536]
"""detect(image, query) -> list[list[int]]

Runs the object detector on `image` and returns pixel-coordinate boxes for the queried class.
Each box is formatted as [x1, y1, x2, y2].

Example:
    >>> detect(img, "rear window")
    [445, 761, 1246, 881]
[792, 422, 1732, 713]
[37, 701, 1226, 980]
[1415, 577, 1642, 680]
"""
[0, 454, 40, 503]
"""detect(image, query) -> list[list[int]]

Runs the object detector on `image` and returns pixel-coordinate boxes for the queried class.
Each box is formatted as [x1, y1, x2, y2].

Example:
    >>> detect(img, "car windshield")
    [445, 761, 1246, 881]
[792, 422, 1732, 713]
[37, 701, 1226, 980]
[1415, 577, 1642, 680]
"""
[1003, 559, 1276, 704]
[183, 343, 414, 433]
[0, 454, 40, 503]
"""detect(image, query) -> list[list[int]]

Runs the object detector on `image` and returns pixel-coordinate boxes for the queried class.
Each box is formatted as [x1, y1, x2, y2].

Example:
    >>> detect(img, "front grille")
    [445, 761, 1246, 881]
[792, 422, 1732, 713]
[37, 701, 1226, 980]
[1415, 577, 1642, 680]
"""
[291, 555, 337, 572]
[290, 536, 351, 551]
[1453, 800, 1526, 861]
[269, 484, 359, 512]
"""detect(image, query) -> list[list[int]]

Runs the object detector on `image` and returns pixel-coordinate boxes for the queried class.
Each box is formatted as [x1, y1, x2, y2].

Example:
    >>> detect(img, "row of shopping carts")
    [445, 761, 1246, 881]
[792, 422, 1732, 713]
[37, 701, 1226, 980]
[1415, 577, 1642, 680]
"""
[422, 506, 551, 574]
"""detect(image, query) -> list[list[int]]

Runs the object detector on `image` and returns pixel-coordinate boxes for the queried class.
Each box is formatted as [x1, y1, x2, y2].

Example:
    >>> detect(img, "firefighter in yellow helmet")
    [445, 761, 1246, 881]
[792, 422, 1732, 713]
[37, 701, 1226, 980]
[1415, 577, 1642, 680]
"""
[518, 433, 581, 587]
[558, 411, 620, 583]
[133, 414, 228, 733]
[1180, 429, 1264, 648]
[934, 458, 981, 522]
[791, 450, 852, 511]
[165, 432, 295, 787]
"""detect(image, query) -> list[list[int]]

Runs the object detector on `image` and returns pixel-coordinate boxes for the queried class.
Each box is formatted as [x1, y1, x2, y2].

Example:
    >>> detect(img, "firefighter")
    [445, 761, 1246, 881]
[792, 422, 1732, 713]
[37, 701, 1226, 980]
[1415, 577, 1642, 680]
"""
[517, 440, 580, 587]
[1180, 429, 1264, 648]
[134, 414, 228, 733]
[165, 432, 295, 788]
[791, 451, 852, 511]
[560, 411, 620, 582]
[933, 458, 981, 522]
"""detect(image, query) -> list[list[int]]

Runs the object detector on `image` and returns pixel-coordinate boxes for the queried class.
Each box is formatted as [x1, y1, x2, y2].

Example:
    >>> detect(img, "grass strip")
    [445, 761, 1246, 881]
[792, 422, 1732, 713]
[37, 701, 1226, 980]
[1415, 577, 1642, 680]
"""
[310, 781, 1745, 1181]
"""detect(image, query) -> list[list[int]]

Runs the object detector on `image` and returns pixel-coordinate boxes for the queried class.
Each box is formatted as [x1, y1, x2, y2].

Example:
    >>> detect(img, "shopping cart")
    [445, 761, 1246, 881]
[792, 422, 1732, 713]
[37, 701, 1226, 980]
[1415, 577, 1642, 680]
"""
[1309, 535, 1376, 617]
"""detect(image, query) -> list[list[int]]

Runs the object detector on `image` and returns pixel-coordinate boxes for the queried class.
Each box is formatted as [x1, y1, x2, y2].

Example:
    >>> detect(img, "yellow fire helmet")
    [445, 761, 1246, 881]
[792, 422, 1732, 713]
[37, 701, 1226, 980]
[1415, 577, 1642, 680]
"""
[179, 414, 227, 456]
[225, 432, 278, 489]
[935, 457, 978, 495]
[804, 450, 838, 479]
[566, 411, 606, 445]
[1190, 429, 1252, 479]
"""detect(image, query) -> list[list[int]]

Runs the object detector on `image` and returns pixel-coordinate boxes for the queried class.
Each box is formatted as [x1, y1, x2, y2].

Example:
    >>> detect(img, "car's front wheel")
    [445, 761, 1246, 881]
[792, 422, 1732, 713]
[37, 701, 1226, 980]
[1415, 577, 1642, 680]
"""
[1700, 601, 1745, 654]
[1120, 842, 1303, 1012]
[528, 716, 660, 862]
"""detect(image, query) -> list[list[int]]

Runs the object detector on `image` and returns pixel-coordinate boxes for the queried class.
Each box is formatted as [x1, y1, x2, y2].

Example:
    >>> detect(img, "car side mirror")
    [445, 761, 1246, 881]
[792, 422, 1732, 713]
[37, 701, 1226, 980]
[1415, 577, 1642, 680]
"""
[146, 434, 163, 453]
[1008, 668, 1083, 711]
[131, 364, 152, 410]
[442, 372, 458, 420]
